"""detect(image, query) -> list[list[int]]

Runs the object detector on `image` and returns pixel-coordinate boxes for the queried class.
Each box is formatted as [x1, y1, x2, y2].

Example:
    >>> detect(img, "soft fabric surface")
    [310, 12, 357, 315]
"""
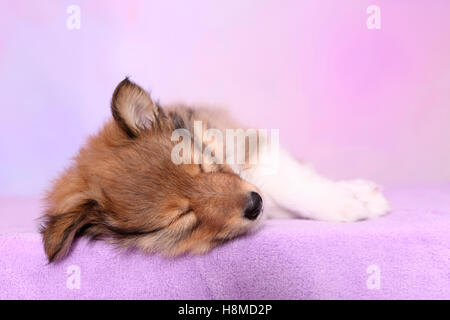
[0, 185, 449, 299]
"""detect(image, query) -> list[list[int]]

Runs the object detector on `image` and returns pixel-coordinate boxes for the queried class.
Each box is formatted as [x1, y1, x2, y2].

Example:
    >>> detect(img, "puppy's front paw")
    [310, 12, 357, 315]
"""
[333, 179, 390, 222]
[296, 179, 390, 222]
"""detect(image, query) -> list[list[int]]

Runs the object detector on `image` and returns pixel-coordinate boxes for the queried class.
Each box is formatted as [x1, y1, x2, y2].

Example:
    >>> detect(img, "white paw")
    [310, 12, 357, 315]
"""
[295, 179, 390, 222]
[329, 179, 390, 222]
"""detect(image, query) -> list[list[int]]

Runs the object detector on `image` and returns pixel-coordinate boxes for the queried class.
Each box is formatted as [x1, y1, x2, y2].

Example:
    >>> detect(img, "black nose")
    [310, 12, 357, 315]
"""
[244, 192, 263, 220]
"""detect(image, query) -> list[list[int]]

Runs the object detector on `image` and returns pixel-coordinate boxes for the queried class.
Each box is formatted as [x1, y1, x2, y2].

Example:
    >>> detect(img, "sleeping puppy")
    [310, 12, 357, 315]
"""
[40, 78, 390, 262]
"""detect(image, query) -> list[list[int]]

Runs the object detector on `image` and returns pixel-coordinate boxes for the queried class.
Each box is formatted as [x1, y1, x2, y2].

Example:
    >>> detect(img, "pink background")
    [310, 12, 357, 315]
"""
[0, 0, 449, 196]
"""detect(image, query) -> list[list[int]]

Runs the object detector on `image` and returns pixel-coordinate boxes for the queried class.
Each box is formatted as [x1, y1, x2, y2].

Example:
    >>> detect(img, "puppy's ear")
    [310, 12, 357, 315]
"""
[111, 78, 159, 138]
[40, 202, 94, 262]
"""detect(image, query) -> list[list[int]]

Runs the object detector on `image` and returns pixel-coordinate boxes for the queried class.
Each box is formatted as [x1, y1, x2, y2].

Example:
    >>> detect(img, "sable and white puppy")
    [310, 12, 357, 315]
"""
[40, 78, 390, 262]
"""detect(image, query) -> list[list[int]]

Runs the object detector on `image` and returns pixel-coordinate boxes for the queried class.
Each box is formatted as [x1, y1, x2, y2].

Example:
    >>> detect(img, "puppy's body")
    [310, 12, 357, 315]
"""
[41, 79, 389, 262]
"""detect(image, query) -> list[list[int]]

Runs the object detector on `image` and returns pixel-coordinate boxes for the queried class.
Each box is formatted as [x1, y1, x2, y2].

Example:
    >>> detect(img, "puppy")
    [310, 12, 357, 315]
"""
[40, 78, 390, 262]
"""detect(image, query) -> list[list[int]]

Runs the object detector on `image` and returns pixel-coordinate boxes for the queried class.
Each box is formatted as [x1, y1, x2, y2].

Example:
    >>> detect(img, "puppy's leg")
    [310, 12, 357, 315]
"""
[241, 148, 390, 222]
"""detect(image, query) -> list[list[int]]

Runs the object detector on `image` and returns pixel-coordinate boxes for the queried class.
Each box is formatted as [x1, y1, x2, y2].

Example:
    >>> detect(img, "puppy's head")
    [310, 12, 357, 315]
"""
[41, 78, 263, 262]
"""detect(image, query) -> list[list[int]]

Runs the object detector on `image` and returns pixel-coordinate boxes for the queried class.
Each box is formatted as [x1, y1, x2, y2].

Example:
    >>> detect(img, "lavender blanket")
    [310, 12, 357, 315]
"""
[1, 185, 449, 299]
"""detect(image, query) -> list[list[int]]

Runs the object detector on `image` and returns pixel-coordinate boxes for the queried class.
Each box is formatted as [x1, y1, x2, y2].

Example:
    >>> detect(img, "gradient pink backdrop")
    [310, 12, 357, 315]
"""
[0, 0, 449, 197]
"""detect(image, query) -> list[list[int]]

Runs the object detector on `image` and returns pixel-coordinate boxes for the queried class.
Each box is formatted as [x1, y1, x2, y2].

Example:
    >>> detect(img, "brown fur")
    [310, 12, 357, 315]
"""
[40, 78, 260, 262]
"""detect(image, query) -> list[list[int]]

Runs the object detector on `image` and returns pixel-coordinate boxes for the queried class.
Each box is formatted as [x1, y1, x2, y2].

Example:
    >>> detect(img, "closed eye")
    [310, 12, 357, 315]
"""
[200, 163, 231, 174]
